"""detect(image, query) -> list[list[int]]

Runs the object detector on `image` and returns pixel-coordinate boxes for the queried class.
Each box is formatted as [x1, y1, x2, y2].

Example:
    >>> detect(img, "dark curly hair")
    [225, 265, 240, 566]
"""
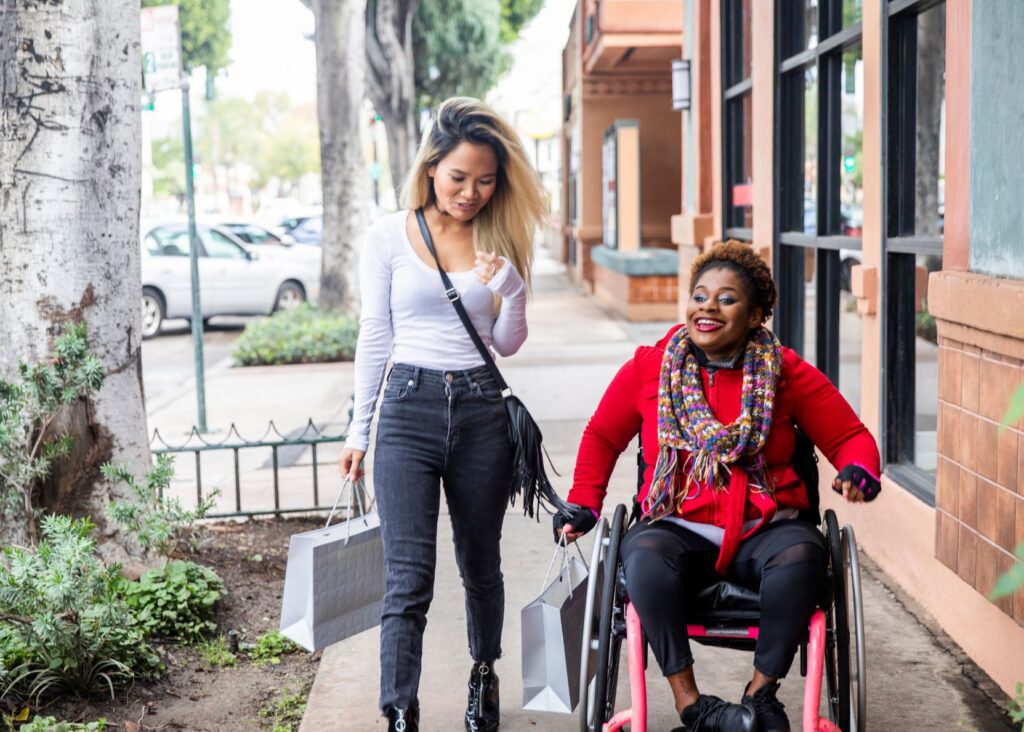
[689, 240, 777, 323]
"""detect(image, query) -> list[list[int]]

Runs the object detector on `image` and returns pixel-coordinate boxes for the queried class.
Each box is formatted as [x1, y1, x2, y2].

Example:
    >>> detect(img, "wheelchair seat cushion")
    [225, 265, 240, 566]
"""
[692, 580, 762, 623]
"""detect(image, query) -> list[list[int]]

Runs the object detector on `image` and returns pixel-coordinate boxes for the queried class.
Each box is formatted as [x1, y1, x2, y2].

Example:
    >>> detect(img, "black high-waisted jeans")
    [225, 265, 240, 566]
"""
[373, 363, 513, 712]
[620, 518, 827, 679]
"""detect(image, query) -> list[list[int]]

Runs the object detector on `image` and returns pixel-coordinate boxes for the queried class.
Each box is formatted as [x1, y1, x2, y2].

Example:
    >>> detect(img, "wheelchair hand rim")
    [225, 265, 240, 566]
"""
[579, 517, 608, 732]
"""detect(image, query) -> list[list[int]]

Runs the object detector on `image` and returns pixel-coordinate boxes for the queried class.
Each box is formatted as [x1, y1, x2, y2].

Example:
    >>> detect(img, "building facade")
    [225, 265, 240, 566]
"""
[562, 0, 1024, 696]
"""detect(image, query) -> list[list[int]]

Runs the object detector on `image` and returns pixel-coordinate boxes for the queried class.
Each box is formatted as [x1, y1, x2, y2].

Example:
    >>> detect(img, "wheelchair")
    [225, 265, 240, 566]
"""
[576, 444, 867, 732]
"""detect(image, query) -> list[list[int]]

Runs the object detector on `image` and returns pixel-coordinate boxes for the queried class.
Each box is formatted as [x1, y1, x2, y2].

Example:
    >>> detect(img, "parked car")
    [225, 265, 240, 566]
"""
[140, 223, 320, 339]
[219, 221, 296, 247]
[279, 214, 322, 246]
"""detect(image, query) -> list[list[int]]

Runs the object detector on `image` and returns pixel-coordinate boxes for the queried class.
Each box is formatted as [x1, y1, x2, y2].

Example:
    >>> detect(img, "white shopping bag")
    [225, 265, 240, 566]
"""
[280, 478, 384, 652]
[521, 539, 598, 713]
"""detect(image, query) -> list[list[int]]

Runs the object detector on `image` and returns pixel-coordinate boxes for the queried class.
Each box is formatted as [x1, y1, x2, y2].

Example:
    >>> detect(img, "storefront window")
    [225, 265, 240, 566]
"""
[886, 1, 946, 489]
[723, 0, 754, 238]
[775, 0, 862, 386]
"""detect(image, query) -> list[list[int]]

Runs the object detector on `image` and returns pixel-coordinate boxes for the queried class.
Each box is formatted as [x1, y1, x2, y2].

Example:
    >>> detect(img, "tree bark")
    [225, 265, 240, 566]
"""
[0, 0, 150, 557]
[307, 0, 367, 313]
[366, 0, 420, 198]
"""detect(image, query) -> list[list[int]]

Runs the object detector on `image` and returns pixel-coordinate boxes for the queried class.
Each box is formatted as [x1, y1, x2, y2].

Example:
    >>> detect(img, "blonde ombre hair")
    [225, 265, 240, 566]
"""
[399, 97, 548, 289]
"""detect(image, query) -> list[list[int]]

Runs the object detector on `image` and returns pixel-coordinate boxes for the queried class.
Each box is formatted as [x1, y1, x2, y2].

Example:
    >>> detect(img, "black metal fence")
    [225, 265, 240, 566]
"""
[150, 419, 348, 519]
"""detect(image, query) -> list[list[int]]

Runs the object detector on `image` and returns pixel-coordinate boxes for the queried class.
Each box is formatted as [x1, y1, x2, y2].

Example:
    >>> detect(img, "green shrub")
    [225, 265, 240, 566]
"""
[0, 516, 161, 703]
[104, 454, 216, 558]
[0, 323, 104, 542]
[248, 631, 300, 667]
[197, 636, 237, 668]
[125, 560, 224, 641]
[232, 305, 358, 366]
[17, 717, 108, 732]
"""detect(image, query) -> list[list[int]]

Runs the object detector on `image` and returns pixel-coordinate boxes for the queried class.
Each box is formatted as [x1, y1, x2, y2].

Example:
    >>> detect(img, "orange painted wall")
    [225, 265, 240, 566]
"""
[579, 89, 682, 246]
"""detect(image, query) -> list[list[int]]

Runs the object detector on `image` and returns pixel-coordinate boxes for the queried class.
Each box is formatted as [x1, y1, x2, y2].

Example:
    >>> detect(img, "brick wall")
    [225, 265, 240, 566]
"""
[592, 265, 678, 320]
[934, 337, 1024, 625]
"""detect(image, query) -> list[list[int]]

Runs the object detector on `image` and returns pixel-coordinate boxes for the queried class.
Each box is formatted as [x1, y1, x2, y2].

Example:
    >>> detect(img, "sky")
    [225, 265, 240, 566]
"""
[218, 0, 317, 104]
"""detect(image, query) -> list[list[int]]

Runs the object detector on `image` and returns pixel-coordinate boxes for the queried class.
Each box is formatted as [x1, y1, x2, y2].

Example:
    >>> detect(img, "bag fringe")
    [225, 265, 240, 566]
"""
[506, 396, 573, 520]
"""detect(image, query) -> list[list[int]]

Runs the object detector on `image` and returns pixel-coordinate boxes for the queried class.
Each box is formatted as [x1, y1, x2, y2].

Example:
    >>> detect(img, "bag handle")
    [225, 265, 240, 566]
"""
[414, 208, 511, 397]
[540, 533, 588, 597]
[325, 478, 375, 544]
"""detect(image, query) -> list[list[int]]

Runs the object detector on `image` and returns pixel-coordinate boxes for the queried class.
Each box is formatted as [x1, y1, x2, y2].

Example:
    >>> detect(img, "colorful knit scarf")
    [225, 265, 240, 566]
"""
[642, 325, 784, 520]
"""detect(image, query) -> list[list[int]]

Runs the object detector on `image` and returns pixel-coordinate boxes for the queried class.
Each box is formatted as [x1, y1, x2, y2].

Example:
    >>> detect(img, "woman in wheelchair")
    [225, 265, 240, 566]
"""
[554, 241, 880, 732]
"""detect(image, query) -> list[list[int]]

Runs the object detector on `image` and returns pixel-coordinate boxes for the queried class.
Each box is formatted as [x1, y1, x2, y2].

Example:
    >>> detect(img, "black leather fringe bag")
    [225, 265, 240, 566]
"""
[415, 208, 572, 520]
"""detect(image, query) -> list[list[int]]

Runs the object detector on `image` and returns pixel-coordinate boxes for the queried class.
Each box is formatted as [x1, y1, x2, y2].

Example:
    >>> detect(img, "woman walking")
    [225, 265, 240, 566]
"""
[555, 242, 880, 732]
[339, 97, 547, 732]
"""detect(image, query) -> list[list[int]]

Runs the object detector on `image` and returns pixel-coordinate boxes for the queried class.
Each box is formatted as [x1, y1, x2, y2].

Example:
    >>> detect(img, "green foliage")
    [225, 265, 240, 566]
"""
[233, 305, 359, 367]
[248, 631, 300, 667]
[124, 560, 224, 641]
[1001, 382, 1024, 434]
[197, 636, 237, 668]
[0, 324, 104, 539]
[14, 717, 109, 732]
[194, 93, 319, 197]
[990, 543, 1024, 601]
[258, 685, 308, 731]
[414, 0, 503, 109]
[151, 136, 185, 200]
[500, 0, 544, 44]
[141, 0, 232, 76]
[1009, 682, 1024, 731]
[0, 516, 161, 703]
[915, 303, 937, 344]
[413, 0, 544, 109]
[104, 454, 215, 558]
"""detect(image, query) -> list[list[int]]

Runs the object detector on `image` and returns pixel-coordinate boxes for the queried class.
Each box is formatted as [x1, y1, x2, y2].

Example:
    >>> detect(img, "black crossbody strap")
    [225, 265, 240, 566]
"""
[414, 208, 510, 394]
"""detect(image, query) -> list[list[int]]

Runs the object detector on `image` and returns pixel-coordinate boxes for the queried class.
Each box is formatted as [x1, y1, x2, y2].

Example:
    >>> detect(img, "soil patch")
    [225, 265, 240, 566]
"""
[33, 517, 323, 731]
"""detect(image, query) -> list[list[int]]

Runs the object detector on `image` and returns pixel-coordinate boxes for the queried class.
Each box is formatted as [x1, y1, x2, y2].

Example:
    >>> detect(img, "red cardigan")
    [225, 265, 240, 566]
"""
[568, 326, 879, 566]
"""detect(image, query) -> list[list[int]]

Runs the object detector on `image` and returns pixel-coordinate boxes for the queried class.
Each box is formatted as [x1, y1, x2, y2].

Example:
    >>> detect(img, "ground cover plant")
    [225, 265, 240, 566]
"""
[232, 304, 358, 366]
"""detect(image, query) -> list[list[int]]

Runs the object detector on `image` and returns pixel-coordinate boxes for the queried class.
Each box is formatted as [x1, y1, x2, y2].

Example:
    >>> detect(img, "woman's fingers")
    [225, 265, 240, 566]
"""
[474, 251, 504, 284]
[339, 449, 366, 481]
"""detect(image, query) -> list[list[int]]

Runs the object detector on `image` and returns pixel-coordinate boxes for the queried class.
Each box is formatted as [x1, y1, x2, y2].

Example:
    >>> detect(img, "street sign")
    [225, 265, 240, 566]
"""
[141, 6, 182, 94]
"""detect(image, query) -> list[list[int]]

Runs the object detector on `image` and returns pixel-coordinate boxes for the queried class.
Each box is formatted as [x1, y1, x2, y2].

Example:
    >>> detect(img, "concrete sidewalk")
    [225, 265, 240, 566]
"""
[146, 251, 1015, 730]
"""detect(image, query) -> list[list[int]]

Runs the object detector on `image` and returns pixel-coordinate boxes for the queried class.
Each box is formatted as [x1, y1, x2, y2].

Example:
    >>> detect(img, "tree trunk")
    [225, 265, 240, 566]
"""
[312, 0, 367, 312]
[0, 0, 150, 559]
[366, 0, 420, 198]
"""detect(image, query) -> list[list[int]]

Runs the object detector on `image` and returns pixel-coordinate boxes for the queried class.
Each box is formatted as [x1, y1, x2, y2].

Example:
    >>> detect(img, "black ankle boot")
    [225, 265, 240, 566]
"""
[672, 693, 757, 732]
[465, 660, 500, 732]
[386, 705, 419, 732]
[742, 682, 790, 732]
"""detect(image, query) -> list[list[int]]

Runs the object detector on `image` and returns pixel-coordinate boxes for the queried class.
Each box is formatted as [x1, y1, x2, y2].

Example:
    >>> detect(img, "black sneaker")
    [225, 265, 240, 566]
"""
[672, 693, 757, 732]
[385, 705, 419, 732]
[465, 660, 500, 732]
[742, 682, 790, 732]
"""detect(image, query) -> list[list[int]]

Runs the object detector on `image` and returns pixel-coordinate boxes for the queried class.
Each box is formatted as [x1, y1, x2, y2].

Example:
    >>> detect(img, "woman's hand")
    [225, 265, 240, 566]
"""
[832, 464, 881, 503]
[552, 505, 598, 544]
[474, 250, 505, 286]
[339, 448, 366, 482]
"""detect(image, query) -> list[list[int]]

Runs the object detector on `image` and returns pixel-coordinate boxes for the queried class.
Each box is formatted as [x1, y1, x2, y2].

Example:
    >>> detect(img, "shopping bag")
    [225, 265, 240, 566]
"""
[521, 540, 598, 713]
[279, 478, 384, 652]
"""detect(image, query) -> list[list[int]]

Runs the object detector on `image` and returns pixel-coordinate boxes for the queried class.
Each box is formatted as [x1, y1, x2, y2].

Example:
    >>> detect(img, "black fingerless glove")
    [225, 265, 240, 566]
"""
[551, 504, 598, 543]
[834, 464, 881, 501]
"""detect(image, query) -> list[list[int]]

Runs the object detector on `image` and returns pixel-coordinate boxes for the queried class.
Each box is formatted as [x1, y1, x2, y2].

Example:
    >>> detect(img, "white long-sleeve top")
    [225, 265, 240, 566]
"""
[344, 210, 528, 452]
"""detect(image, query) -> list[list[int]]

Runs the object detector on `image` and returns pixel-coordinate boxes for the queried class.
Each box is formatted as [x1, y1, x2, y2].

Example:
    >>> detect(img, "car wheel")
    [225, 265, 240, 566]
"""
[141, 287, 165, 339]
[274, 281, 306, 311]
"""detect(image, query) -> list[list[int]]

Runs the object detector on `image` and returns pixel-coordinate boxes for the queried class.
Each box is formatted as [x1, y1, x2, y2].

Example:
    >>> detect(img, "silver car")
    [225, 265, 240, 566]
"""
[140, 223, 320, 338]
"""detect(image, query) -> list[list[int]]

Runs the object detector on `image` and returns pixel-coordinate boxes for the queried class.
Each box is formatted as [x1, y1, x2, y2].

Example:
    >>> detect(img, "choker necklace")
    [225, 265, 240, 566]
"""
[433, 202, 448, 217]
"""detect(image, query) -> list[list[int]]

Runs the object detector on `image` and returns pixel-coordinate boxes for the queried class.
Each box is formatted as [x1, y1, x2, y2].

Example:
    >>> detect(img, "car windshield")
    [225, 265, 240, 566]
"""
[145, 227, 192, 257]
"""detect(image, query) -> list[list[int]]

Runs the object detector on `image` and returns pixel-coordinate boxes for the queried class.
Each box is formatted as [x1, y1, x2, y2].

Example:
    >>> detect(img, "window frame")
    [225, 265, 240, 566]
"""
[773, 0, 864, 387]
[722, 0, 754, 242]
[883, 0, 946, 502]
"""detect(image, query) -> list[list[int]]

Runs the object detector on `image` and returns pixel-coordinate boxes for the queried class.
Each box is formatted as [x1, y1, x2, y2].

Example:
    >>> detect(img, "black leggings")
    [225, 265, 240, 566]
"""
[620, 519, 826, 679]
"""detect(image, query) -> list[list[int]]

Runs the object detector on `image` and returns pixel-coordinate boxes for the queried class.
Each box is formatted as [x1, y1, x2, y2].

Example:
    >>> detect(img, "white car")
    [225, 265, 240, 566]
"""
[140, 223, 321, 338]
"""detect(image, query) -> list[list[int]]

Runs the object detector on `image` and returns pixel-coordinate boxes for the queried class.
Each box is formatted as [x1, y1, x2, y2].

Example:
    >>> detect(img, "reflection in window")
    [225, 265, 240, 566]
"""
[843, 0, 862, 28]
[803, 66, 819, 234]
[802, 248, 818, 365]
[840, 46, 864, 237]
